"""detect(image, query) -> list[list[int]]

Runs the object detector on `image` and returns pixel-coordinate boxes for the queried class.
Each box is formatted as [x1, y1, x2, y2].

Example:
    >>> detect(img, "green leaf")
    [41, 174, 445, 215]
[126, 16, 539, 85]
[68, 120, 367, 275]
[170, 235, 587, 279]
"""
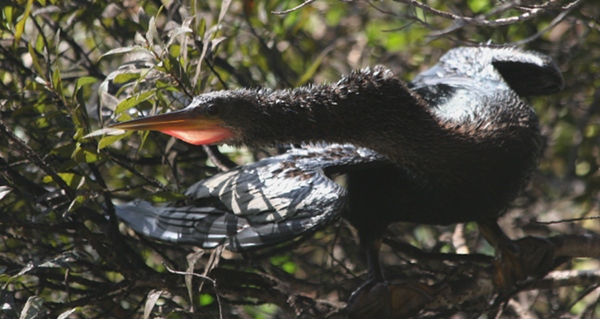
[52, 67, 64, 99]
[113, 73, 141, 85]
[72, 145, 104, 163]
[114, 90, 156, 114]
[42, 173, 84, 189]
[281, 261, 297, 274]
[75, 76, 97, 94]
[34, 117, 50, 129]
[199, 294, 214, 306]
[97, 131, 133, 150]
[35, 31, 44, 52]
[28, 43, 45, 80]
[196, 17, 206, 39]
[468, 0, 490, 13]
[50, 142, 76, 158]
[14, 0, 34, 45]
[3, 6, 13, 26]
[147, 191, 185, 203]
[66, 195, 86, 214]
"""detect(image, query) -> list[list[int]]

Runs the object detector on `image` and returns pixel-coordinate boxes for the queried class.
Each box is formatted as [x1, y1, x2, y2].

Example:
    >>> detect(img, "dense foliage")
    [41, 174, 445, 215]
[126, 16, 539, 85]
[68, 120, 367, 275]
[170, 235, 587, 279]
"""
[1, 0, 599, 318]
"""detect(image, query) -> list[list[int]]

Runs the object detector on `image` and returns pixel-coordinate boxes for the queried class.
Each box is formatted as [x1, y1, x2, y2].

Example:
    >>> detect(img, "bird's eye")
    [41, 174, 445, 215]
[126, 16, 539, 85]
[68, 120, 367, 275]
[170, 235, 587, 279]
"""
[205, 104, 220, 116]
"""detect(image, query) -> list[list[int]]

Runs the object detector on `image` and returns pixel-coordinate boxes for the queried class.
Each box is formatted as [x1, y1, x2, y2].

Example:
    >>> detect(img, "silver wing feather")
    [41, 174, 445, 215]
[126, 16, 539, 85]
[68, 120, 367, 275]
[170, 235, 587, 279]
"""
[115, 145, 386, 251]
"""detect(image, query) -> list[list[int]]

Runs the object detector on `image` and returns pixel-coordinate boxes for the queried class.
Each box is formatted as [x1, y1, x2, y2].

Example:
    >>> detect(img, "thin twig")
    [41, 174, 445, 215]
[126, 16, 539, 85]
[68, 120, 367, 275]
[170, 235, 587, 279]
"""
[0, 119, 76, 200]
[395, 0, 570, 28]
[272, 0, 317, 15]
[165, 264, 224, 319]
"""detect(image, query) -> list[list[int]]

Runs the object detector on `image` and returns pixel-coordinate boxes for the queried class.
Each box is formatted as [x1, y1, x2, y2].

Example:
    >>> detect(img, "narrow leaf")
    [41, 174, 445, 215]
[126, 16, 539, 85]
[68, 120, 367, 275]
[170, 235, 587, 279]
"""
[218, 0, 233, 25]
[28, 43, 45, 81]
[146, 16, 156, 47]
[0, 186, 11, 201]
[66, 195, 86, 214]
[99, 46, 140, 60]
[113, 73, 141, 85]
[57, 308, 78, 319]
[14, 0, 34, 45]
[144, 290, 163, 319]
[75, 76, 98, 94]
[114, 90, 156, 114]
[19, 296, 45, 319]
[97, 132, 131, 150]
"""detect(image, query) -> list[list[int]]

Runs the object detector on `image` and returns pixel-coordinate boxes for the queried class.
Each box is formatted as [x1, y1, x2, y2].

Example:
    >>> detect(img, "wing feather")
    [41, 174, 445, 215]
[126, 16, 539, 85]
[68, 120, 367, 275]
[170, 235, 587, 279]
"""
[115, 144, 384, 251]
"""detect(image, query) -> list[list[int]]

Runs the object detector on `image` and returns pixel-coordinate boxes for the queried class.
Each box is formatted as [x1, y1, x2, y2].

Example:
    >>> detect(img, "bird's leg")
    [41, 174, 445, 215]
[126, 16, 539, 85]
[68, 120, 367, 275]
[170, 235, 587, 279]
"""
[348, 234, 384, 301]
[477, 220, 556, 288]
[365, 236, 385, 283]
[347, 234, 386, 316]
[346, 233, 436, 319]
[477, 221, 522, 288]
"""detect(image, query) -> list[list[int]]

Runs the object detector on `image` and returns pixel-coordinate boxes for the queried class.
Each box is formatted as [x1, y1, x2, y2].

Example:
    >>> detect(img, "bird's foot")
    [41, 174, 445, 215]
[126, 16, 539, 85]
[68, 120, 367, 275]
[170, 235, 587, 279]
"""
[493, 236, 556, 289]
[347, 280, 435, 319]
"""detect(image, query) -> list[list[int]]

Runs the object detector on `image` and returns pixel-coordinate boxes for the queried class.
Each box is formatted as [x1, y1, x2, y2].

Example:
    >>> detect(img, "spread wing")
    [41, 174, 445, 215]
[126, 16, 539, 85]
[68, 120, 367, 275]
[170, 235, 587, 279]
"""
[115, 145, 386, 251]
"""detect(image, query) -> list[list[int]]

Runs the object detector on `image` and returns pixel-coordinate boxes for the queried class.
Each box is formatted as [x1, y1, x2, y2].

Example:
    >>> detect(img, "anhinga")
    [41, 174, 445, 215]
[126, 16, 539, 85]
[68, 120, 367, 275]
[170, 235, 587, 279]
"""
[110, 46, 563, 309]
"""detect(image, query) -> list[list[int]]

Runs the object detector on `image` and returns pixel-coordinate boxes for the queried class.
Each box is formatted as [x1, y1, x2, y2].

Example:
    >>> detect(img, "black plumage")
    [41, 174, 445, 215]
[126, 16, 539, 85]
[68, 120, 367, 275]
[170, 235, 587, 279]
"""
[112, 46, 563, 292]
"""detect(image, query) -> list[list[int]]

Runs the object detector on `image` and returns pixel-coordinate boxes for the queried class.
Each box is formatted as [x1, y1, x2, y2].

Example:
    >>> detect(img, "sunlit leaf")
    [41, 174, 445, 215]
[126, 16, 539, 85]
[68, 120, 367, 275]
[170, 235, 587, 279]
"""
[146, 16, 156, 47]
[41, 174, 79, 191]
[66, 195, 86, 214]
[97, 132, 132, 150]
[75, 76, 98, 94]
[199, 294, 214, 306]
[165, 26, 193, 47]
[99, 46, 143, 60]
[34, 117, 50, 129]
[51, 67, 64, 99]
[218, 0, 232, 25]
[72, 145, 104, 163]
[144, 290, 163, 319]
[114, 90, 156, 114]
[19, 296, 46, 319]
[0, 186, 11, 201]
[467, 0, 490, 13]
[100, 91, 120, 112]
[135, 32, 146, 46]
[28, 43, 45, 80]
[85, 127, 129, 139]
[196, 17, 206, 39]
[14, 0, 33, 45]
[112, 73, 142, 85]
[57, 308, 78, 319]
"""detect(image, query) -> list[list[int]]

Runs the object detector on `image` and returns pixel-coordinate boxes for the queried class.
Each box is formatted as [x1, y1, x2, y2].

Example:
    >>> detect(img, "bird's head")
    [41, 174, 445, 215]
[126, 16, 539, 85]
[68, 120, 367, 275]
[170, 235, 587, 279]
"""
[413, 46, 564, 97]
[109, 91, 257, 145]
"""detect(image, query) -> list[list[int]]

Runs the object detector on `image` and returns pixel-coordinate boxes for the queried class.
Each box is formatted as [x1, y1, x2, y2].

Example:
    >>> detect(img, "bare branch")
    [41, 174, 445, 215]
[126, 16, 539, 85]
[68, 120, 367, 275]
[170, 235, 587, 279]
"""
[272, 0, 317, 15]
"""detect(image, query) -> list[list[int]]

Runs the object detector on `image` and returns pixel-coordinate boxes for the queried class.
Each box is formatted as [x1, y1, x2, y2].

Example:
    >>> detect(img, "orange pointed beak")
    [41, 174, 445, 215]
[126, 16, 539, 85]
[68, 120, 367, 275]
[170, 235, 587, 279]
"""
[109, 108, 233, 145]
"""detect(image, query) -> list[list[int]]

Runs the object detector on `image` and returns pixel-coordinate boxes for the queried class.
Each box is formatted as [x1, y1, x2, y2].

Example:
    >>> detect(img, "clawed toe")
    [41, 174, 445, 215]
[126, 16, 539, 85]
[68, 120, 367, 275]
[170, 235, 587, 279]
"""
[493, 236, 556, 288]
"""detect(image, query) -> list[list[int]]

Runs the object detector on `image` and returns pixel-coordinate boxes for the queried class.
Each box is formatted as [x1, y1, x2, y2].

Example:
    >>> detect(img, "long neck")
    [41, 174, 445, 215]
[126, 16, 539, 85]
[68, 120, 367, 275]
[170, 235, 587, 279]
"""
[228, 67, 540, 200]
[235, 67, 443, 165]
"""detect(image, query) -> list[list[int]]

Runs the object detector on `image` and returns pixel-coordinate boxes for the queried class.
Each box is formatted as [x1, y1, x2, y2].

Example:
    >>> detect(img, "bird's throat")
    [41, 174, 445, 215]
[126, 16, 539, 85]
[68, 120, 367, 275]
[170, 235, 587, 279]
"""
[159, 127, 234, 145]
